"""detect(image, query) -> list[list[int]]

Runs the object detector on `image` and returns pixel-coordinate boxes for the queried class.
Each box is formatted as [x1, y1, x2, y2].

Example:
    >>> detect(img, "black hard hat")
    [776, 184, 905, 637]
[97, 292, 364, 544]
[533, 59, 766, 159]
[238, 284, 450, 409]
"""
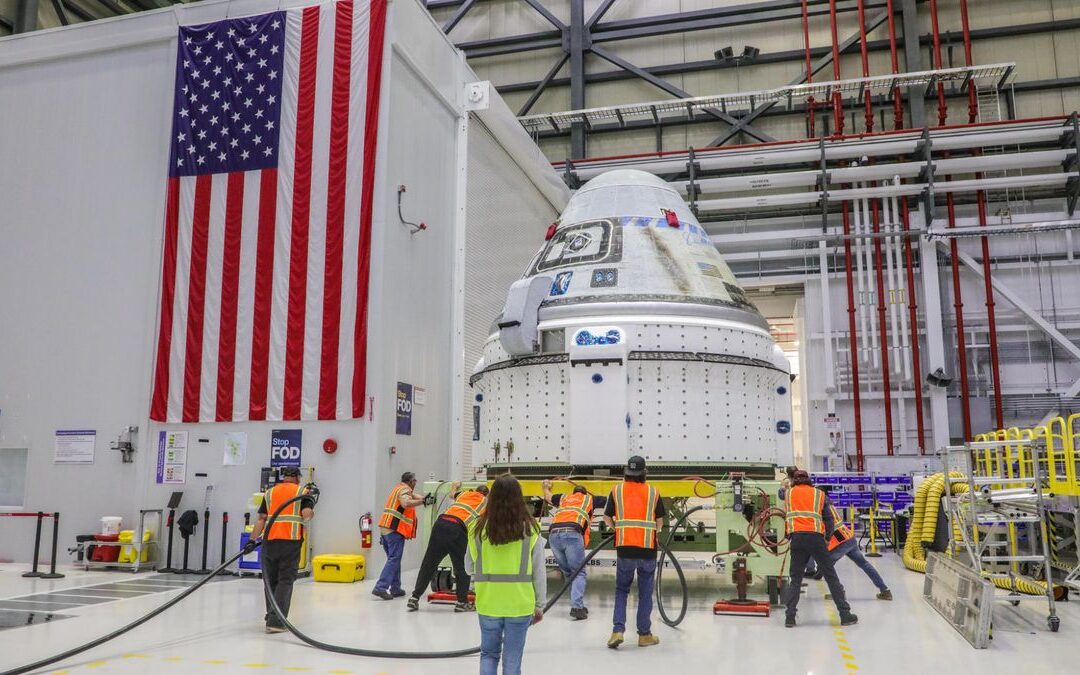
[626, 455, 647, 477]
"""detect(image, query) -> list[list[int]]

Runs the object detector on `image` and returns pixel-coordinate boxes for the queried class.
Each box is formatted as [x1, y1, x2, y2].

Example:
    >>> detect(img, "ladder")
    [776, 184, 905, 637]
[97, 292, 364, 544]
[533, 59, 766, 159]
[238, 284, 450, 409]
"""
[974, 84, 1014, 210]
[940, 439, 1060, 632]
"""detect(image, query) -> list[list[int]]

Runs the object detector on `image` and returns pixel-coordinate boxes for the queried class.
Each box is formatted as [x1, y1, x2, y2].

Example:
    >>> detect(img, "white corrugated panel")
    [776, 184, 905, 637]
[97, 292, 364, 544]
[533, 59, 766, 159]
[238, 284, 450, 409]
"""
[462, 116, 560, 477]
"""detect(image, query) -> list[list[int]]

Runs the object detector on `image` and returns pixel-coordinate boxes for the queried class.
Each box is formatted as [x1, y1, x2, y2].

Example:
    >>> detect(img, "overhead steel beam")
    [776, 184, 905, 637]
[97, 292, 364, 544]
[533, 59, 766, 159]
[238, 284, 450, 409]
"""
[586, 0, 618, 30]
[517, 52, 570, 117]
[51, 0, 70, 25]
[951, 247, 1080, 398]
[456, 0, 882, 59]
[590, 45, 775, 143]
[707, 7, 890, 147]
[522, 0, 566, 30]
[495, 18, 1080, 95]
[441, 0, 476, 33]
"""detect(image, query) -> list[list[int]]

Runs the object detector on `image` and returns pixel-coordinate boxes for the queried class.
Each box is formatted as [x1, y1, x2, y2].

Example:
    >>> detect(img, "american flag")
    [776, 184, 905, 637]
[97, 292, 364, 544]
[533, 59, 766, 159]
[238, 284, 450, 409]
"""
[150, 0, 386, 423]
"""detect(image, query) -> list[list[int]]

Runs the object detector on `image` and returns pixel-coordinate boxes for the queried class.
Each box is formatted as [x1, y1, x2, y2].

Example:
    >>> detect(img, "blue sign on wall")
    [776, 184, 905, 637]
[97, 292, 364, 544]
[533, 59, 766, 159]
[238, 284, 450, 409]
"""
[396, 382, 413, 436]
[270, 429, 302, 467]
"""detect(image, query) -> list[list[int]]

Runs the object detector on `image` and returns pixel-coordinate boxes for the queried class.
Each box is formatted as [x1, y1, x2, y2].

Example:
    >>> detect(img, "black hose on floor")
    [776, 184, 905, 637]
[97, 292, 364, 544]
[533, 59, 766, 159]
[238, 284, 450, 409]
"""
[5, 494, 691, 673]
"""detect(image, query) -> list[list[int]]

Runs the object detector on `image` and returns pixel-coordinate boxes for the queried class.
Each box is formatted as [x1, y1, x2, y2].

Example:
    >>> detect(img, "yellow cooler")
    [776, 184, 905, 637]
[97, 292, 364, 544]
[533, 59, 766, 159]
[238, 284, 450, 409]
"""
[313, 554, 365, 583]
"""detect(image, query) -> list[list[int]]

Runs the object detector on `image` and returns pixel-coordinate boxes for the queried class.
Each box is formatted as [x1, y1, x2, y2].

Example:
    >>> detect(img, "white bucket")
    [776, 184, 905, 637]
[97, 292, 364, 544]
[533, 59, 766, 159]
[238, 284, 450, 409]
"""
[100, 516, 123, 535]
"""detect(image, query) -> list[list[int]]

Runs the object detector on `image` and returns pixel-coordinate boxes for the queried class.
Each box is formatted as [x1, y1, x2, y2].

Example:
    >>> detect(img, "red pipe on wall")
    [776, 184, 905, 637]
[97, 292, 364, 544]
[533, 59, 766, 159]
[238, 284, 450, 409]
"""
[842, 200, 866, 472]
[828, 0, 863, 467]
[899, 198, 928, 452]
[885, 0, 903, 130]
[930, 0, 972, 440]
[828, 0, 844, 135]
[856, 0, 873, 133]
[960, 0, 1005, 430]
[870, 200, 895, 454]
[928, 0, 948, 126]
[803, 0, 816, 137]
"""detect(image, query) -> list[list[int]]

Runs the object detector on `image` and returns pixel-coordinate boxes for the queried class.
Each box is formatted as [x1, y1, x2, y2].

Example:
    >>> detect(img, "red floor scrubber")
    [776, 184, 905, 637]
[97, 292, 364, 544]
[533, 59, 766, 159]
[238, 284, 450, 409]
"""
[713, 557, 772, 617]
[425, 568, 476, 604]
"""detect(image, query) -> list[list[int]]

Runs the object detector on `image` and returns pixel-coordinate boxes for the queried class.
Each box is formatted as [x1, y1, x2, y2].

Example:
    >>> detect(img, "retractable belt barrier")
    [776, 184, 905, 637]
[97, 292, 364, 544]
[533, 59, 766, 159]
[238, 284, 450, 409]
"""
[0, 511, 64, 580]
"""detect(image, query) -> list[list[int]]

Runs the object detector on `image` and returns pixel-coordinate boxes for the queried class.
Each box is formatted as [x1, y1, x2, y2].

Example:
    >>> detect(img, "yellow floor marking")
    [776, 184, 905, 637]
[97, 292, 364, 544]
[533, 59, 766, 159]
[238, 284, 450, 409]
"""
[243, 664, 271, 668]
[845, 664, 859, 671]
[163, 657, 184, 662]
[123, 654, 150, 659]
[50, 671, 69, 675]
[204, 659, 229, 665]
[842, 653, 856, 661]
[86, 663, 108, 669]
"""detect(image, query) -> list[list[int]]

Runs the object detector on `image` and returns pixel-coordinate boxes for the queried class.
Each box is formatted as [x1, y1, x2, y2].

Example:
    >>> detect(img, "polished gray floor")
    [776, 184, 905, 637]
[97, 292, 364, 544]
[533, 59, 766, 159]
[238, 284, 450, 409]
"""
[0, 555, 1075, 674]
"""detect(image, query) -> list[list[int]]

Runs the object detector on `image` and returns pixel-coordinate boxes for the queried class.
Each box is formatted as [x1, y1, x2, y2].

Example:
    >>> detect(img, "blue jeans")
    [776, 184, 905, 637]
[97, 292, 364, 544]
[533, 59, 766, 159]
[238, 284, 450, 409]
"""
[548, 529, 587, 609]
[479, 614, 532, 675]
[830, 538, 888, 592]
[613, 556, 656, 635]
[375, 532, 405, 593]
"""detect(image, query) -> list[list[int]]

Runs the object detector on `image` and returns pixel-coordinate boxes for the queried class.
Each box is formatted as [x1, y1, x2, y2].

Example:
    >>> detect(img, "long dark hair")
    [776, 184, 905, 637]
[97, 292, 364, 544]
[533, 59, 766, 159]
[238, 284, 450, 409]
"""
[474, 474, 538, 546]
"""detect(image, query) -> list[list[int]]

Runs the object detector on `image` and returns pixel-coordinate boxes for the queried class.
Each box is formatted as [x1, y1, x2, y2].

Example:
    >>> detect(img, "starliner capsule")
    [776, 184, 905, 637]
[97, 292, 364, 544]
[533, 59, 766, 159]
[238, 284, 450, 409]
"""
[471, 170, 793, 478]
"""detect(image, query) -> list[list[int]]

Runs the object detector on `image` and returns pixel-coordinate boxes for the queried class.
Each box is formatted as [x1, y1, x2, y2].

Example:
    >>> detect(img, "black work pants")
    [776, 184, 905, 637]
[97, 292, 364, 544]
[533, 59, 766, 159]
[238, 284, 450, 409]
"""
[263, 539, 303, 627]
[784, 532, 851, 619]
[411, 519, 470, 602]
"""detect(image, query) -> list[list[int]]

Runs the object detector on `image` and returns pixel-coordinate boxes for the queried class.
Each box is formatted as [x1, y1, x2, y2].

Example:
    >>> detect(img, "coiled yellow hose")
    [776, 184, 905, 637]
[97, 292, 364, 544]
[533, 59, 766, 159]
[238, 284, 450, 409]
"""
[901, 472, 1052, 595]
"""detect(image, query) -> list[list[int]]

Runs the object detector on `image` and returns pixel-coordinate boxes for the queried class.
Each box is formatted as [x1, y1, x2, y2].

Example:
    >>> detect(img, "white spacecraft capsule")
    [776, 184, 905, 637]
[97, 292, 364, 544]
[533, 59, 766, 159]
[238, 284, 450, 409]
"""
[471, 169, 793, 477]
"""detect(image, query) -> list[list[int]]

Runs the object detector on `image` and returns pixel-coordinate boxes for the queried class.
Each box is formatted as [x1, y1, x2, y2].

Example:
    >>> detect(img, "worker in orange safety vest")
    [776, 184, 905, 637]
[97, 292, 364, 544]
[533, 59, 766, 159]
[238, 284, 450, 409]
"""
[248, 467, 315, 633]
[372, 472, 427, 600]
[827, 503, 892, 600]
[602, 456, 664, 649]
[542, 480, 607, 620]
[782, 470, 857, 628]
[407, 481, 490, 612]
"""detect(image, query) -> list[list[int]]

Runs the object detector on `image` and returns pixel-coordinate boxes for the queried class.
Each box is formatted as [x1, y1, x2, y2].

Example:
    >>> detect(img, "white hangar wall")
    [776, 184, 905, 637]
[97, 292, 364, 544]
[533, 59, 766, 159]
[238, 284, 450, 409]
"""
[0, 0, 567, 567]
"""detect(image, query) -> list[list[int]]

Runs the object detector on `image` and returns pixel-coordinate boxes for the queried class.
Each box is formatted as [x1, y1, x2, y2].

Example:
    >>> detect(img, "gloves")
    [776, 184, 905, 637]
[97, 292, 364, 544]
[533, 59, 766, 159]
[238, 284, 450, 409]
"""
[423, 493, 436, 506]
[302, 482, 321, 504]
[242, 538, 260, 555]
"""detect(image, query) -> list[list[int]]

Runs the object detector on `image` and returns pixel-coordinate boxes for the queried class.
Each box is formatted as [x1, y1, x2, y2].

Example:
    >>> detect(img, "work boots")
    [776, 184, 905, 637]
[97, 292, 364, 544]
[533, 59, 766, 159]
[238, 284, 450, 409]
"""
[607, 632, 624, 649]
[637, 634, 660, 647]
[454, 601, 476, 612]
[406, 596, 419, 611]
[876, 590, 893, 601]
[840, 612, 859, 626]
[570, 607, 588, 620]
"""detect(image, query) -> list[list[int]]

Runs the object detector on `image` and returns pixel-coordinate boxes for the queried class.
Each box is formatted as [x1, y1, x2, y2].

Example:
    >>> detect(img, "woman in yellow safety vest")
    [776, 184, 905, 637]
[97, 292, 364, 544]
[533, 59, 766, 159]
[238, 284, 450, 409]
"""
[466, 474, 546, 675]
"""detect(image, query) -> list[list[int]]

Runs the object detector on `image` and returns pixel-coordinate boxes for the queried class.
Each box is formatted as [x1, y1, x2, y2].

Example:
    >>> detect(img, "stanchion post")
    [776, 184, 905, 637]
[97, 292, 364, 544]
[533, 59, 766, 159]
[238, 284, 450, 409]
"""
[218, 511, 234, 576]
[21, 512, 45, 578]
[160, 509, 178, 573]
[867, 499, 882, 557]
[195, 508, 211, 575]
[40, 512, 65, 579]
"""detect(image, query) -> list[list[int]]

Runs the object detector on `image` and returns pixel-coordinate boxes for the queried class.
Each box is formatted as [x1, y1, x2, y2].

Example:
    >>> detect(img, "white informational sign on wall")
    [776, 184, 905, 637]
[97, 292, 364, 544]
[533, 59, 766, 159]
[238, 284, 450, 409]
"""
[156, 431, 188, 484]
[223, 431, 248, 466]
[54, 429, 96, 464]
[414, 385, 426, 406]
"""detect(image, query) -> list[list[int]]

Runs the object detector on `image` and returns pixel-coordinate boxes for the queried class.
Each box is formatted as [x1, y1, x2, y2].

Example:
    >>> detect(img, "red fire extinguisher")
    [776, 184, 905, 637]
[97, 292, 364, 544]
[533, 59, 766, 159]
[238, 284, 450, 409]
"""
[360, 512, 373, 549]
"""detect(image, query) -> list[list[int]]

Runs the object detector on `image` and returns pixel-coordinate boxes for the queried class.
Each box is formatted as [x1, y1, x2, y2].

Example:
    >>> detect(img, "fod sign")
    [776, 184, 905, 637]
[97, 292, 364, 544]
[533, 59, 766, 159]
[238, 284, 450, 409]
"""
[271, 429, 302, 467]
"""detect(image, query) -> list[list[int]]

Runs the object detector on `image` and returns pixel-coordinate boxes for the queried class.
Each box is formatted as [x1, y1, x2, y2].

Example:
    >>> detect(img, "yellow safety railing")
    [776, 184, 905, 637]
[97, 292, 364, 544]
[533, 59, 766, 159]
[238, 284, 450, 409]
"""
[979, 415, 1080, 497]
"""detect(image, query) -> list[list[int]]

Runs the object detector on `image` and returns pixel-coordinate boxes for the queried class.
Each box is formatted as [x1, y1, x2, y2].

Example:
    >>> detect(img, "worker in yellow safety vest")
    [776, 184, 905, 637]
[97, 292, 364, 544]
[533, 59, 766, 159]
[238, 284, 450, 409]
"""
[783, 470, 857, 628]
[602, 456, 664, 649]
[248, 467, 315, 633]
[827, 503, 892, 600]
[466, 474, 546, 675]
[372, 472, 427, 600]
[407, 481, 490, 612]
[542, 480, 608, 620]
